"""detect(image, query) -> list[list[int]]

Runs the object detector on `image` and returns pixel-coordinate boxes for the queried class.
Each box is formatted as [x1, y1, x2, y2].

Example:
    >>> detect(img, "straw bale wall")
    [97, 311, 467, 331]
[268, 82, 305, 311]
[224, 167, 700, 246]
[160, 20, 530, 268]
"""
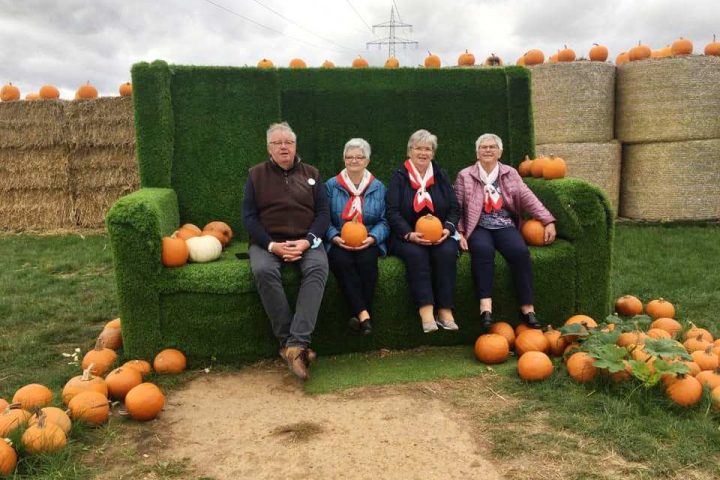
[620, 139, 720, 221]
[536, 141, 621, 213]
[531, 62, 615, 144]
[616, 56, 720, 144]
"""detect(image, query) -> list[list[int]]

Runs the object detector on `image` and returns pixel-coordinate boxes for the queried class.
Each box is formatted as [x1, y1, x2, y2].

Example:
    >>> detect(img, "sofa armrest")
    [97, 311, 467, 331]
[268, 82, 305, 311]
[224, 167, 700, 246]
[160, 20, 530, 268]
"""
[106, 188, 180, 358]
[524, 178, 614, 320]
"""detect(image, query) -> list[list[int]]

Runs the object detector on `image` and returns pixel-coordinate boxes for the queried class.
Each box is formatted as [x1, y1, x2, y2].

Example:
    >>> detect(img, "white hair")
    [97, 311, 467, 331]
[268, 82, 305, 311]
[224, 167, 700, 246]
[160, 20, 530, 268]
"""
[475, 133, 503, 151]
[343, 138, 371, 159]
[407, 129, 438, 156]
[266, 122, 297, 144]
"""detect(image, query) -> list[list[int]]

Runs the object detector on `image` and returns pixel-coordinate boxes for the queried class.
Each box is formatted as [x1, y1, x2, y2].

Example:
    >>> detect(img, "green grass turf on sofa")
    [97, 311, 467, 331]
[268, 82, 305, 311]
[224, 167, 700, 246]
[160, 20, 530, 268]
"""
[106, 60, 613, 363]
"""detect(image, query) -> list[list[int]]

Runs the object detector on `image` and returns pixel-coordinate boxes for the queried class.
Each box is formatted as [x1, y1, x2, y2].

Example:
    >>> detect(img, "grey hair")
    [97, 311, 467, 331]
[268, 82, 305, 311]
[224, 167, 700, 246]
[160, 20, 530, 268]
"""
[475, 133, 503, 151]
[343, 138, 371, 159]
[407, 129, 438, 156]
[266, 122, 297, 144]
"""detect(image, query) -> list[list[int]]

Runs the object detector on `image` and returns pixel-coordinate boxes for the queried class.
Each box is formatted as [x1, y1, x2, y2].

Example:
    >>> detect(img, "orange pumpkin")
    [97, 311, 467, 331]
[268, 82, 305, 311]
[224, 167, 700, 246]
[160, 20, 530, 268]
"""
[617, 331, 646, 348]
[557, 45, 576, 62]
[21, 411, 67, 454]
[489, 322, 516, 349]
[105, 367, 143, 400]
[696, 369, 720, 389]
[566, 352, 597, 383]
[202, 221, 233, 247]
[615, 51, 629, 65]
[153, 348, 187, 374]
[99, 326, 123, 350]
[589, 43, 608, 62]
[691, 347, 719, 371]
[289, 58, 307, 68]
[340, 217, 368, 247]
[174, 227, 201, 241]
[615, 295, 643, 316]
[565, 314, 598, 329]
[523, 49, 544, 66]
[473, 334, 510, 364]
[548, 53, 559, 63]
[684, 334, 711, 354]
[384, 57, 400, 68]
[650, 317, 682, 337]
[257, 58, 274, 69]
[321, 59, 335, 68]
[518, 156, 533, 177]
[81, 337, 118, 376]
[712, 385, 720, 412]
[68, 391, 110, 425]
[125, 383, 166, 421]
[123, 359, 153, 377]
[119, 82, 133, 97]
[39, 85, 60, 99]
[516, 55, 526, 66]
[76, 81, 98, 99]
[25, 92, 40, 101]
[162, 236, 189, 268]
[29, 407, 71, 434]
[705, 35, 720, 56]
[645, 298, 675, 319]
[0, 404, 31, 437]
[0, 438, 17, 476]
[515, 329, 549, 356]
[646, 328, 672, 340]
[542, 155, 566, 179]
[12, 384, 53, 410]
[414, 214, 443, 243]
[424, 52, 441, 68]
[530, 156, 548, 178]
[629, 42, 651, 61]
[62, 364, 108, 405]
[520, 219, 545, 246]
[544, 326, 567, 357]
[483, 53, 504, 66]
[671, 37, 693, 56]
[666, 375, 702, 407]
[0, 83, 20, 102]
[685, 324, 713, 343]
[0, 399, 7, 411]
[457, 49, 475, 66]
[351, 56, 369, 68]
[517, 351, 554, 381]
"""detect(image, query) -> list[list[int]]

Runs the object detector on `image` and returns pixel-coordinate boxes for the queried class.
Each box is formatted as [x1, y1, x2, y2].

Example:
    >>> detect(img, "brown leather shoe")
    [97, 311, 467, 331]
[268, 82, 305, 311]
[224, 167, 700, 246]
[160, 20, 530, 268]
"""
[284, 346, 310, 380]
[280, 347, 316, 364]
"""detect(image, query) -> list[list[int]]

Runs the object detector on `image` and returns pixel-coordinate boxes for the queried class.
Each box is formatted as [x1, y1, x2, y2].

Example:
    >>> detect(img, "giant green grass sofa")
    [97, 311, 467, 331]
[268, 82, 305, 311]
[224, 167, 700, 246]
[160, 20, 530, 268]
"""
[107, 60, 613, 363]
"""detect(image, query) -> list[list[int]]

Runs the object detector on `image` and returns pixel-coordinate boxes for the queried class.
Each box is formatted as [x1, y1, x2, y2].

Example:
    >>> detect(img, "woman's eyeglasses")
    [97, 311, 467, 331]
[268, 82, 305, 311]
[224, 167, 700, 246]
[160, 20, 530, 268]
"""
[344, 155, 367, 162]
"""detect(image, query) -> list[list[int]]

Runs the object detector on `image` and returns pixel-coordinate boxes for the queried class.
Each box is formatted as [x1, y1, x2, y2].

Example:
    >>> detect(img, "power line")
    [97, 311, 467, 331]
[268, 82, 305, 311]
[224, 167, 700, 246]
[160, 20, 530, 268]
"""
[345, 0, 374, 33]
[200, 0, 347, 54]
[366, 5, 417, 58]
[392, 0, 402, 22]
[246, 0, 354, 51]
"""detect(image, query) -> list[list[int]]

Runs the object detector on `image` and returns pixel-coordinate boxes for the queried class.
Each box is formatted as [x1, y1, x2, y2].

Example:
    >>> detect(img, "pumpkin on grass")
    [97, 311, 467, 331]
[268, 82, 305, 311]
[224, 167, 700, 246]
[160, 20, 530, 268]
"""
[125, 383, 166, 421]
[21, 411, 67, 454]
[650, 317, 682, 337]
[82, 337, 117, 376]
[68, 391, 110, 425]
[105, 318, 121, 330]
[186, 235, 223, 263]
[692, 347, 719, 372]
[488, 322, 516, 349]
[645, 298, 675, 319]
[0, 399, 7, 411]
[520, 219, 545, 246]
[517, 351, 554, 381]
[341, 217, 368, 247]
[696, 369, 720, 389]
[566, 352, 597, 383]
[63, 364, 108, 405]
[0, 404, 31, 437]
[0, 438, 16, 476]
[12, 384, 53, 410]
[29, 407, 72, 434]
[515, 329, 549, 356]
[415, 214, 443, 243]
[174, 226, 201, 241]
[105, 367, 143, 400]
[424, 52, 441, 68]
[153, 348, 187, 374]
[685, 323, 713, 343]
[351, 56, 369, 68]
[123, 359, 152, 377]
[544, 326, 567, 357]
[542, 155, 566, 179]
[162, 236, 189, 268]
[615, 294, 643, 316]
[473, 334, 509, 364]
[99, 325, 123, 350]
[666, 374, 702, 407]
[202, 221, 233, 247]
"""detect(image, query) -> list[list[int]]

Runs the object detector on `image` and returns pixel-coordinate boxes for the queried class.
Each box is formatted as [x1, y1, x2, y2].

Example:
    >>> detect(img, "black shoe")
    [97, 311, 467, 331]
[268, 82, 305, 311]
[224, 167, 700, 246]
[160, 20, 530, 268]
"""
[480, 311, 493, 330]
[359, 318, 373, 335]
[348, 316, 361, 333]
[520, 311, 542, 329]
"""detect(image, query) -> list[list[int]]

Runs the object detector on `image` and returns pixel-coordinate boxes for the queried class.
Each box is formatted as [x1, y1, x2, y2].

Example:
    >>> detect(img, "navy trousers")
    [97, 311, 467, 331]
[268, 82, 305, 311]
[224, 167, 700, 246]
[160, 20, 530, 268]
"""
[327, 245, 380, 317]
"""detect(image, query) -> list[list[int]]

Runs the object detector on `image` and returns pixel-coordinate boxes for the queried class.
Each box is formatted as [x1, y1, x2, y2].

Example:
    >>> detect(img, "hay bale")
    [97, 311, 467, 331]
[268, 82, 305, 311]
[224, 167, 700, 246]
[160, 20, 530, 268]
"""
[68, 145, 139, 190]
[536, 141, 621, 213]
[0, 188, 73, 231]
[73, 186, 136, 228]
[64, 97, 135, 147]
[620, 139, 720, 221]
[0, 147, 70, 190]
[616, 56, 720, 144]
[530, 62, 616, 144]
[0, 101, 66, 148]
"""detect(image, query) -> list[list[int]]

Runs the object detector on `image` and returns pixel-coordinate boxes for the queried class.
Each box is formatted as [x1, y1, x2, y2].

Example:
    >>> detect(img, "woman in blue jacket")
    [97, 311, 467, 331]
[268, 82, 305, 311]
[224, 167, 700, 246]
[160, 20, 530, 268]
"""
[325, 138, 389, 335]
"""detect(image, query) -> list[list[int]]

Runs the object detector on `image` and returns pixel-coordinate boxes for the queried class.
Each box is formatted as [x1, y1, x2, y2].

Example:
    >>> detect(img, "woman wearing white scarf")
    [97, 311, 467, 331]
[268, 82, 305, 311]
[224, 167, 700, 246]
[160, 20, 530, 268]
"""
[386, 129, 461, 333]
[325, 138, 389, 335]
[454, 133, 557, 330]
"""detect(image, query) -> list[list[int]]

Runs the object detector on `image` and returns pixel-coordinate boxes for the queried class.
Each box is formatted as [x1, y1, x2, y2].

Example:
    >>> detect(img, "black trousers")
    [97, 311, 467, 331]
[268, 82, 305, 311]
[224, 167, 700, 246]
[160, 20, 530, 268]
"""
[390, 239, 458, 309]
[467, 226, 534, 305]
[328, 245, 381, 317]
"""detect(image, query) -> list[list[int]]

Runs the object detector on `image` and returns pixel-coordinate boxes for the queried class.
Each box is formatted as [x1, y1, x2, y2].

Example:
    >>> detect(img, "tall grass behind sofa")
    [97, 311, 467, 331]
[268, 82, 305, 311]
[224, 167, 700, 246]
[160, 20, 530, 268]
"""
[106, 60, 613, 363]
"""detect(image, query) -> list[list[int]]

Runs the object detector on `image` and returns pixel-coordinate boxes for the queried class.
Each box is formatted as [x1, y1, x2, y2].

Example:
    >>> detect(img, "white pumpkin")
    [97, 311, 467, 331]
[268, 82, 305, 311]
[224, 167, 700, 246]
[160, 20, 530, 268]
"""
[186, 235, 223, 263]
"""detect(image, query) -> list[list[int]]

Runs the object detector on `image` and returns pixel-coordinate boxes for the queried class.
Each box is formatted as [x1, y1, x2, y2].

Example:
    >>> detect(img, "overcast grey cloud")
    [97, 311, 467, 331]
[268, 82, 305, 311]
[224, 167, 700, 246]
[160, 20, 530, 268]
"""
[1, 0, 718, 98]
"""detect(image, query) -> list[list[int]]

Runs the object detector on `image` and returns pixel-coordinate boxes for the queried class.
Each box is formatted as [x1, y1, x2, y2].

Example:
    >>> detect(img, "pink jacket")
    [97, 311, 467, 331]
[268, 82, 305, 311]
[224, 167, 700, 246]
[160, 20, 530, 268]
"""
[454, 162, 556, 236]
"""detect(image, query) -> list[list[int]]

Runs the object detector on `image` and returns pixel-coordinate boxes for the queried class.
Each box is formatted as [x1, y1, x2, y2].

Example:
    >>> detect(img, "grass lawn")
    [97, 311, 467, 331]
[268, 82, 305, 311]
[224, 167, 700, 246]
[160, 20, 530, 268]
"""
[0, 223, 719, 478]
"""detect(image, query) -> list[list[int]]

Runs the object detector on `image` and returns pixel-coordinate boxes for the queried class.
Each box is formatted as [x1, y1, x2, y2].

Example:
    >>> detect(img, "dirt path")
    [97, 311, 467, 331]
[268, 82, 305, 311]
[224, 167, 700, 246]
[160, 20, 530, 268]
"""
[147, 364, 504, 480]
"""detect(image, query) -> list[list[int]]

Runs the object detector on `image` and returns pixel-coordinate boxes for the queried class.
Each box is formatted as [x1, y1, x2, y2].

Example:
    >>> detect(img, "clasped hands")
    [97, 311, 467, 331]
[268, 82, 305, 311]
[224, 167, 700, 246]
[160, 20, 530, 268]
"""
[406, 228, 450, 246]
[333, 235, 376, 250]
[270, 239, 311, 262]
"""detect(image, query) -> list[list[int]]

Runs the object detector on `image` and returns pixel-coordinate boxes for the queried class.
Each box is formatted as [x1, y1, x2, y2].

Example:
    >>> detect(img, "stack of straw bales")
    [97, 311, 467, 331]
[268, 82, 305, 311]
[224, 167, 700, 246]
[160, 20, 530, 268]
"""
[531, 62, 620, 212]
[616, 56, 720, 221]
[0, 101, 73, 230]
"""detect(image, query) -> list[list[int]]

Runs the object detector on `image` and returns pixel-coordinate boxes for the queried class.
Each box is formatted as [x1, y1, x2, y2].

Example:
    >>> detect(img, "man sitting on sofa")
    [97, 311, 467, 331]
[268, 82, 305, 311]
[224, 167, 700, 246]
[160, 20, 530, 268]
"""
[242, 122, 330, 381]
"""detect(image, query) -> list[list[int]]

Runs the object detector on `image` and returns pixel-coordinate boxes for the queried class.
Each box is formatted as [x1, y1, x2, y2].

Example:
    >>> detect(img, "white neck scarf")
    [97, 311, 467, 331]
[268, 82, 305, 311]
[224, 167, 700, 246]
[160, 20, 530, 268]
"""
[337, 169, 374, 222]
[478, 162, 503, 213]
[405, 159, 435, 212]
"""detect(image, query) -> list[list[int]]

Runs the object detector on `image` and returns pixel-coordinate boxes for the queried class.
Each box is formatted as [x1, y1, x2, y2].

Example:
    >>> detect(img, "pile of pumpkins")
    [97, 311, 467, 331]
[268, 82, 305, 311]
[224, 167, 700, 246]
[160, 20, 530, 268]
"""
[473, 295, 720, 410]
[0, 82, 132, 102]
[616, 36, 720, 65]
[0, 318, 187, 475]
[518, 154, 567, 180]
[161, 221, 233, 268]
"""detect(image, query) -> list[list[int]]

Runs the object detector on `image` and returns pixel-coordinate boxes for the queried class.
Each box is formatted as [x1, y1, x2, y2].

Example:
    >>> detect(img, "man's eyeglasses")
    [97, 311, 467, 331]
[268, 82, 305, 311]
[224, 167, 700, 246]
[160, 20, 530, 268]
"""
[344, 155, 367, 162]
[479, 145, 499, 150]
[269, 140, 296, 146]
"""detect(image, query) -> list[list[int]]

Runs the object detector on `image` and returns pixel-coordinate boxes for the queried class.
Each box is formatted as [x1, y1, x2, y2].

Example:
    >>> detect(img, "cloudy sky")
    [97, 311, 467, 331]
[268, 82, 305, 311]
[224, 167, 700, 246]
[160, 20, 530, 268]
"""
[1, 0, 718, 98]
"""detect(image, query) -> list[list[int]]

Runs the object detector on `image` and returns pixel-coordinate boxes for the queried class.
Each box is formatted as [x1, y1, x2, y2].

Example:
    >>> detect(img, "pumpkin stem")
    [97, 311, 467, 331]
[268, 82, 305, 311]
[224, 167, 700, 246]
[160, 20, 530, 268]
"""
[95, 336, 106, 351]
[36, 409, 47, 429]
[5, 403, 22, 412]
[81, 364, 95, 381]
[704, 345, 715, 355]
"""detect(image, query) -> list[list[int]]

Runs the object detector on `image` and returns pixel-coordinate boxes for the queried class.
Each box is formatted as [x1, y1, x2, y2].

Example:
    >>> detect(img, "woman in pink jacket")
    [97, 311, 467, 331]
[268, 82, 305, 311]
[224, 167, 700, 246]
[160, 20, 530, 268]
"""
[454, 133, 556, 330]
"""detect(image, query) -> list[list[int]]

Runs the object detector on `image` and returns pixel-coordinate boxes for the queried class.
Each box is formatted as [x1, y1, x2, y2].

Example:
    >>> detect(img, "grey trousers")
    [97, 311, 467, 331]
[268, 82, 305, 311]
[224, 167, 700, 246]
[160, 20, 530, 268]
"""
[248, 244, 329, 348]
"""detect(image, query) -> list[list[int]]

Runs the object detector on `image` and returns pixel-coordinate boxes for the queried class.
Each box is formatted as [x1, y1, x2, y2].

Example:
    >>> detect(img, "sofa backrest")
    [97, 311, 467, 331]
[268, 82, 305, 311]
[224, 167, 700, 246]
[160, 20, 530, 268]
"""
[131, 60, 535, 238]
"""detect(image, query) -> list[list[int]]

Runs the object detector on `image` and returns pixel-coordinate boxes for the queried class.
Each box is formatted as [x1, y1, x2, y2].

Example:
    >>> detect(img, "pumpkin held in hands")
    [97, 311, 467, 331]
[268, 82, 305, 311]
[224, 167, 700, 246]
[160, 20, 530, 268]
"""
[415, 214, 443, 242]
[341, 217, 368, 247]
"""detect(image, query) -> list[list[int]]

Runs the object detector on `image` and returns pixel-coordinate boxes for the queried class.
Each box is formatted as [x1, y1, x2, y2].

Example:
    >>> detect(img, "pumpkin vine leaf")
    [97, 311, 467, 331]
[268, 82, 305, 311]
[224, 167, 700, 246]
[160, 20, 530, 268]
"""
[583, 329, 621, 350]
[653, 358, 690, 377]
[627, 360, 658, 387]
[559, 323, 589, 338]
[642, 338, 691, 360]
[587, 344, 629, 373]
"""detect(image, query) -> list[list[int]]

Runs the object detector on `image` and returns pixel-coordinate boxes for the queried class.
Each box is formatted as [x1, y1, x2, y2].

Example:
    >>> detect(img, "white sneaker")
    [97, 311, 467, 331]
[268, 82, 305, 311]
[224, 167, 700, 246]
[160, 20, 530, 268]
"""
[436, 317, 459, 331]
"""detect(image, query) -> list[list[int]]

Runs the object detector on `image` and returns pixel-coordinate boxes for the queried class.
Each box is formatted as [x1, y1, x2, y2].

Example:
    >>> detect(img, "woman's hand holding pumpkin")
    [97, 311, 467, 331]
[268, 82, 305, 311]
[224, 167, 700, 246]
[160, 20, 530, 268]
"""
[433, 228, 450, 245]
[544, 223, 557, 244]
[407, 231, 432, 246]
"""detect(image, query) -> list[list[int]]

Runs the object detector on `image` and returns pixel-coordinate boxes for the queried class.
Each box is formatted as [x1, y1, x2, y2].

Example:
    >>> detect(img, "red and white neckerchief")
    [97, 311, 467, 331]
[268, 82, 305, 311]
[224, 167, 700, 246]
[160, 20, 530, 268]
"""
[478, 162, 503, 213]
[405, 159, 435, 212]
[336, 169, 374, 223]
